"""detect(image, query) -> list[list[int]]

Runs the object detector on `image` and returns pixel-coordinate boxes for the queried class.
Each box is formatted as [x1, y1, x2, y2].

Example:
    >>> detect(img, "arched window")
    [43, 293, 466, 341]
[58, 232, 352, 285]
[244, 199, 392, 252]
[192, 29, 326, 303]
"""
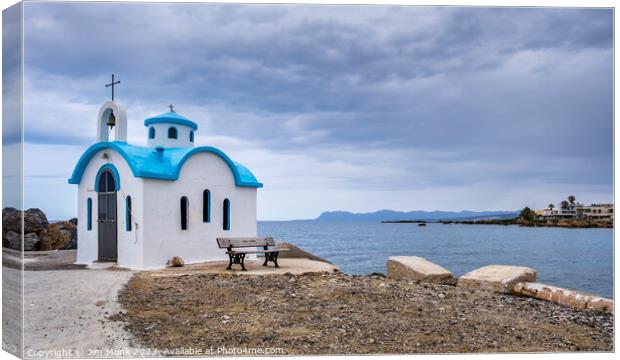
[203, 190, 211, 223]
[87, 198, 92, 231]
[223, 199, 230, 231]
[180, 196, 189, 230]
[190, 131, 194, 142]
[126, 196, 132, 231]
[148, 127, 155, 139]
[168, 127, 178, 139]
[96, 168, 117, 192]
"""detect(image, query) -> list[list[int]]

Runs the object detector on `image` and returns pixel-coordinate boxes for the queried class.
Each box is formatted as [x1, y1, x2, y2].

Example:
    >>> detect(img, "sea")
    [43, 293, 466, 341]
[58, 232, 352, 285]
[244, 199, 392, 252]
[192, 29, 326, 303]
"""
[258, 221, 614, 298]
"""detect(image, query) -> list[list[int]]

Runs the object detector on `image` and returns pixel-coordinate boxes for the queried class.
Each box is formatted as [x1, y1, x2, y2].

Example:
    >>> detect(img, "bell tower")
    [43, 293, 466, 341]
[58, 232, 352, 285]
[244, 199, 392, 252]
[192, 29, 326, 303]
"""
[97, 101, 127, 142]
[97, 74, 127, 142]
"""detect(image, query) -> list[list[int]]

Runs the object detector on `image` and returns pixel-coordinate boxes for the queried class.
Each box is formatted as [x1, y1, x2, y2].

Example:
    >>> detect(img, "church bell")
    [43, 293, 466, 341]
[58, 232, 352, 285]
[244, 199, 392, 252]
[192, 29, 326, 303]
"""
[107, 110, 116, 128]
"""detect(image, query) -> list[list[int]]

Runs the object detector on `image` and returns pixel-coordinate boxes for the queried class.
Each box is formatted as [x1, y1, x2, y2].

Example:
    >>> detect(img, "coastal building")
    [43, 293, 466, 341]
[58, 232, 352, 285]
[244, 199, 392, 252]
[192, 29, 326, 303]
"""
[539, 208, 572, 220]
[68, 99, 262, 269]
[539, 203, 613, 222]
[576, 204, 614, 221]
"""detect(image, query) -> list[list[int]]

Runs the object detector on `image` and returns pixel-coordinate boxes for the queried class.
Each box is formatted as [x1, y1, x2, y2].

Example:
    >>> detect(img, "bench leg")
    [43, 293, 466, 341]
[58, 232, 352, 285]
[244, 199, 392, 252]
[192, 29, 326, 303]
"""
[240, 253, 247, 271]
[227, 254, 234, 270]
[263, 252, 273, 267]
[228, 253, 247, 271]
[273, 251, 280, 268]
[262, 251, 280, 268]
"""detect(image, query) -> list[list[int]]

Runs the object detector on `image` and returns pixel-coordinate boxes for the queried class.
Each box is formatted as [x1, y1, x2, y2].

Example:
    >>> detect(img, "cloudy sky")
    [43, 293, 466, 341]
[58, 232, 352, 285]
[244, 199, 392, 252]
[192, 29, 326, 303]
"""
[6, 2, 614, 220]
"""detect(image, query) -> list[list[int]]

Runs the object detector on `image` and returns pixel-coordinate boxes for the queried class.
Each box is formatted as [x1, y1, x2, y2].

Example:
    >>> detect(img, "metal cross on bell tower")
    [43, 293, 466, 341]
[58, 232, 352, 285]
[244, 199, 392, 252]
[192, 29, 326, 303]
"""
[105, 74, 121, 101]
[169, 104, 175, 112]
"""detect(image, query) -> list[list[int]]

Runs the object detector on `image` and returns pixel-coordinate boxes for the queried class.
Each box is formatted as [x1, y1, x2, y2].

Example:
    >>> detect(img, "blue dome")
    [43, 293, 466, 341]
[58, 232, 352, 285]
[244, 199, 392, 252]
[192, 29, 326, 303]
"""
[144, 111, 198, 130]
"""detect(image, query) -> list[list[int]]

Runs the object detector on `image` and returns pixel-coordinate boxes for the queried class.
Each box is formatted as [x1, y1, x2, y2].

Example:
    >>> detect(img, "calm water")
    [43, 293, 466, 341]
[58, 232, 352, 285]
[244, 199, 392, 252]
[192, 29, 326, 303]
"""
[258, 221, 614, 298]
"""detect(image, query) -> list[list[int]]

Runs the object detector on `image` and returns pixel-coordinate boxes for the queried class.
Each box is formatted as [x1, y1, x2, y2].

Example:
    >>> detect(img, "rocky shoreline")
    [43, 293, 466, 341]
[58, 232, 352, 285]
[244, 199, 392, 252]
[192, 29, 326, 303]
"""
[111, 270, 613, 354]
[449, 218, 613, 228]
[383, 219, 613, 228]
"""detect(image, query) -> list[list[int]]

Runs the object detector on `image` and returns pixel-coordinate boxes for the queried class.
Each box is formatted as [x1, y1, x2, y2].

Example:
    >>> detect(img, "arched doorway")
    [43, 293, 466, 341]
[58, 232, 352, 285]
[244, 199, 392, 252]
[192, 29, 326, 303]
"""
[97, 167, 118, 261]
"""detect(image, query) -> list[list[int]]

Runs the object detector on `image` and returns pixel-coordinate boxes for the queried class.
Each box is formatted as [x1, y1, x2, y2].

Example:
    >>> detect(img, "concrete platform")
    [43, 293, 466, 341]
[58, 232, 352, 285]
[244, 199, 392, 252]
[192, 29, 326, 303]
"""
[458, 265, 536, 294]
[87, 262, 117, 270]
[3, 248, 85, 271]
[386, 256, 454, 284]
[147, 258, 339, 278]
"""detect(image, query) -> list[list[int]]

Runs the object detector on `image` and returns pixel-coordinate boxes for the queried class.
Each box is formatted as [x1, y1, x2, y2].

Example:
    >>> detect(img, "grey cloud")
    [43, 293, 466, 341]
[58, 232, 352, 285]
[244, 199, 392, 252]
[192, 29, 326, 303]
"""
[17, 3, 613, 219]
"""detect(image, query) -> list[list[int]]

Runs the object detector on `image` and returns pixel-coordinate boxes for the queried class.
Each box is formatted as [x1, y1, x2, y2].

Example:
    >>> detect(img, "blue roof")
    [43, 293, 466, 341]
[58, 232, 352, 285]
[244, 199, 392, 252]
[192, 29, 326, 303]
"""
[144, 111, 198, 130]
[68, 141, 262, 188]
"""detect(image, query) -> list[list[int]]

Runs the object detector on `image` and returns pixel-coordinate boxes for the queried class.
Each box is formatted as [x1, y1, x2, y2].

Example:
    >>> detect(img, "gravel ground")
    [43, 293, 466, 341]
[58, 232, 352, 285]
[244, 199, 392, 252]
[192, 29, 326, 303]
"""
[111, 271, 613, 355]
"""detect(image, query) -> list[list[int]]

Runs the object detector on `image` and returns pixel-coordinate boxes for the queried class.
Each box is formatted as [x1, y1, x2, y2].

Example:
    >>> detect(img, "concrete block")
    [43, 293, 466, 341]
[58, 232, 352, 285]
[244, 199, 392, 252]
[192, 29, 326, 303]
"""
[387, 256, 455, 284]
[458, 265, 536, 294]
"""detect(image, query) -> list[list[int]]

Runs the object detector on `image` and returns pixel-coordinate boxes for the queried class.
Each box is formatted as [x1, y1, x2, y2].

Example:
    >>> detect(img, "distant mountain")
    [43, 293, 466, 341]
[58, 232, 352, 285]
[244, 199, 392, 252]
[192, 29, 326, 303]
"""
[315, 210, 519, 222]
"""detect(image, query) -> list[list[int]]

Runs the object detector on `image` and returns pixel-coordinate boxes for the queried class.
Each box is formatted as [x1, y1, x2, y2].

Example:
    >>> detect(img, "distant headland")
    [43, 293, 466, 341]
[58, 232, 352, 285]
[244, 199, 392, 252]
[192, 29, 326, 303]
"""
[374, 196, 613, 229]
[314, 210, 519, 222]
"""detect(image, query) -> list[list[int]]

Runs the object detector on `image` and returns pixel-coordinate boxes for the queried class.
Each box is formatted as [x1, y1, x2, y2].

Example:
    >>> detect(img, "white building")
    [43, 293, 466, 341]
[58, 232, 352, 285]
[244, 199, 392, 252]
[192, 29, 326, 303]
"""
[576, 204, 614, 221]
[68, 101, 262, 269]
[540, 203, 613, 222]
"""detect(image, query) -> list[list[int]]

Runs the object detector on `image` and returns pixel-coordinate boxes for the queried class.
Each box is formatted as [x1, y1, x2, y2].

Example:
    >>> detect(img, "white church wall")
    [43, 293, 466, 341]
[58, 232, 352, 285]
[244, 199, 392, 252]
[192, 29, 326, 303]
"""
[146, 123, 194, 148]
[141, 151, 257, 268]
[75, 149, 145, 268]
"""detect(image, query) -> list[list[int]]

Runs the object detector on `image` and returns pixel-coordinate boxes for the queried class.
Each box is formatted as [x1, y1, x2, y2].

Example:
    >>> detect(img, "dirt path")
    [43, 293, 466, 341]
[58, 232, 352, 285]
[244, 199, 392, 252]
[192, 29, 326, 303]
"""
[2, 266, 23, 357]
[20, 268, 136, 358]
[112, 271, 613, 355]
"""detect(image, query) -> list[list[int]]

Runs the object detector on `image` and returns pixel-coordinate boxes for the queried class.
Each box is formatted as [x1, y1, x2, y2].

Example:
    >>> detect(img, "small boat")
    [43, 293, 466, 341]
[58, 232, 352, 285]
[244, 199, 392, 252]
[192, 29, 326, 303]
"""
[418, 223, 427, 227]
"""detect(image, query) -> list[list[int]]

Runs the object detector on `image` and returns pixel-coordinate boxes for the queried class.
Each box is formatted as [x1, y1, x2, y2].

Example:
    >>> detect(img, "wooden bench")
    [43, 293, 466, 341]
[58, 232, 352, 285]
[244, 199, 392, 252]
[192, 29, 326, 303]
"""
[216, 237, 287, 271]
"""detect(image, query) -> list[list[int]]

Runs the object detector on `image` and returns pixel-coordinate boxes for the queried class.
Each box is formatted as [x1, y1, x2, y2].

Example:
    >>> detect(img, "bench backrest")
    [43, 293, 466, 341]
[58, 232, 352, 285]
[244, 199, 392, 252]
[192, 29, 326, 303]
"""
[217, 236, 275, 249]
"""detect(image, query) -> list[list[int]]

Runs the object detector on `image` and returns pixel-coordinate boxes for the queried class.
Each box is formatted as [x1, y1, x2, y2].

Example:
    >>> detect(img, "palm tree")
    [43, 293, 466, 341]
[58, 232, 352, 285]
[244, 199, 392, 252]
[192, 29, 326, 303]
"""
[560, 200, 570, 210]
[568, 195, 576, 204]
[548, 204, 555, 210]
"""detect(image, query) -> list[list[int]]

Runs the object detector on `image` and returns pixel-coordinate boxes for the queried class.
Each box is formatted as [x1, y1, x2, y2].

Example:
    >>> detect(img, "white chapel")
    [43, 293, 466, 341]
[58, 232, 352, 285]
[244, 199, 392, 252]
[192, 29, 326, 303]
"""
[68, 99, 262, 269]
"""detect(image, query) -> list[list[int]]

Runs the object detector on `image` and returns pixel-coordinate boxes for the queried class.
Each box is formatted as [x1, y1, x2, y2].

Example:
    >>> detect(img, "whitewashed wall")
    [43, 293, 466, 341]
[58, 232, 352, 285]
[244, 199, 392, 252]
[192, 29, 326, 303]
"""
[141, 151, 257, 268]
[146, 123, 195, 148]
[75, 149, 145, 268]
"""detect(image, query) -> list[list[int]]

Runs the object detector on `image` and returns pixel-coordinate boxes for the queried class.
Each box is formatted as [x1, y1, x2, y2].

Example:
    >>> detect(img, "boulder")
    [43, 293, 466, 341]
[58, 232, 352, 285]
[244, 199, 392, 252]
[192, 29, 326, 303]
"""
[458, 265, 536, 294]
[24, 208, 49, 234]
[39, 221, 77, 251]
[168, 256, 185, 267]
[386, 256, 455, 284]
[2, 207, 50, 237]
[2, 207, 21, 234]
[65, 223, 78, 249]
[2, 231, 39, 251]
[514, 282, 613, 314]
[4, 231, 21, 250]
[24, 233, 41, 251]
